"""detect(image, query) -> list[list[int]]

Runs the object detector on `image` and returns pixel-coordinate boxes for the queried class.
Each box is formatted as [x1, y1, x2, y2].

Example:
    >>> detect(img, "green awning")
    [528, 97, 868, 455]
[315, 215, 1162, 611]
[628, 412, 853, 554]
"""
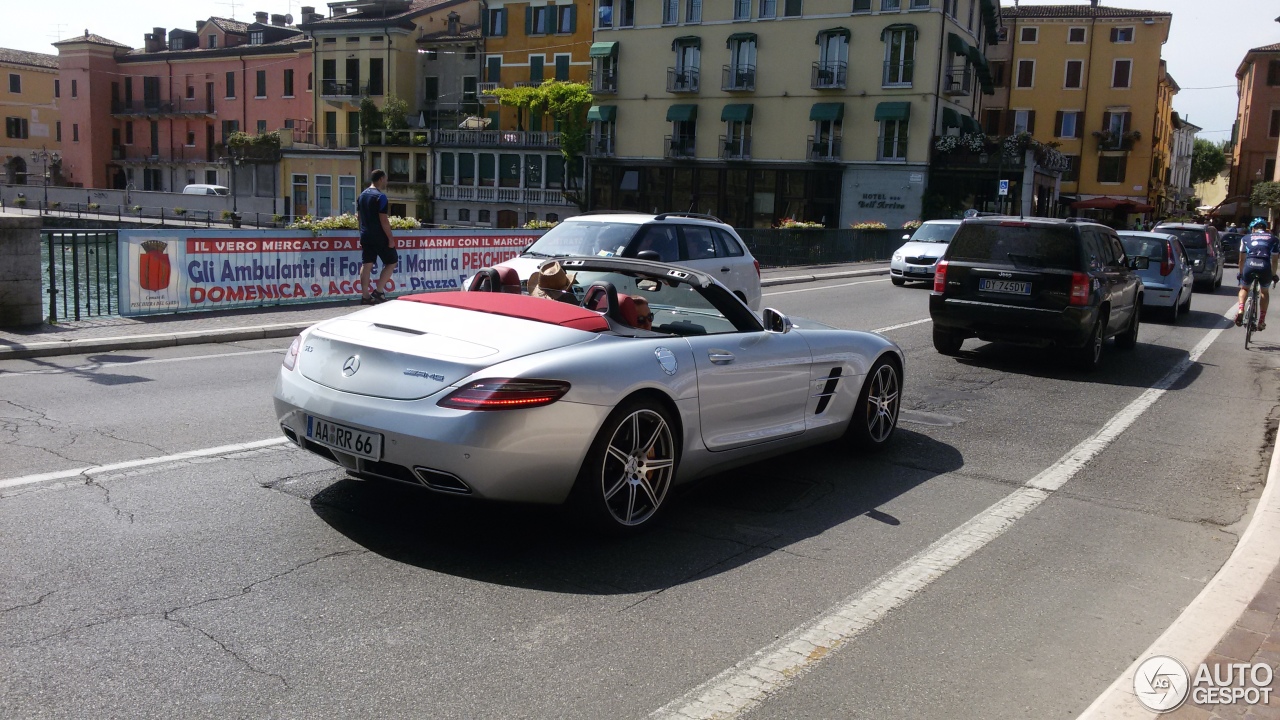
[666, 104, 698, 122]
[809, 102, 844, 122]
[726, 32, 757, 49]
[961, 115, 983, 134]
[942, 107, 961, 129]
[589, 42, 618, 58]
[815, 27, 851, 44]
[880, 23, 918, 41]
[966, 44, 989, 72]
[671, 35, 700, 50]
[587, 105, 616, 122]
[948, 32, 970, 57]
[874, 101, 911, 121]
[721, 103, 753, 122]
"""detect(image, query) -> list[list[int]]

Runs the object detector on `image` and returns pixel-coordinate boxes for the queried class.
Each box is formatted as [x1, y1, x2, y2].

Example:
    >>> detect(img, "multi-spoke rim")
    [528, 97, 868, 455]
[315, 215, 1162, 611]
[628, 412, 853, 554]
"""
[1090, 320, 1103, 363]
[864, 364, 900, 444]
[600, 409, 674, 527]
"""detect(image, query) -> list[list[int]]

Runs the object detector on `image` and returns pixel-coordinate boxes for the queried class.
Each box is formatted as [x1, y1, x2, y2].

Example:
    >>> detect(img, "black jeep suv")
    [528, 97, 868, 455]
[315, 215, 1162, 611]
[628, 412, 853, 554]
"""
[929, 217, 1146, 371]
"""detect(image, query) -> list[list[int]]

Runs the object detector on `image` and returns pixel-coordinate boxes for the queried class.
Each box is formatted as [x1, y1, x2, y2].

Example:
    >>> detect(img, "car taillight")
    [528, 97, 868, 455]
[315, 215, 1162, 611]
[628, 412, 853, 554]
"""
[1161, 241, 1174, 276]
[283, 335, 301, 371]
[439, 379, 571, 411]
[753, 259, 761, 278]
[1070, 272, 1090, 305]
[933, 260, 948, 293]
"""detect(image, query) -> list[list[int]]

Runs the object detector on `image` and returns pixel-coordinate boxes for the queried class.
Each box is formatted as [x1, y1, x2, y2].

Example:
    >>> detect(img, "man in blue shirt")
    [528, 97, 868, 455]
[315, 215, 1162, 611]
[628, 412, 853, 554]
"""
[1236, 218, 1280, 330]
[357, 169, 397, 304]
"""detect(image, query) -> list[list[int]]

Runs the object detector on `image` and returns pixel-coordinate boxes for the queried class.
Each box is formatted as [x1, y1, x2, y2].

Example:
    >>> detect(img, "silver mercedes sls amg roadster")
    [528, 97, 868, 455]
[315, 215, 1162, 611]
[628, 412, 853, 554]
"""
[274, 257, 904, 533]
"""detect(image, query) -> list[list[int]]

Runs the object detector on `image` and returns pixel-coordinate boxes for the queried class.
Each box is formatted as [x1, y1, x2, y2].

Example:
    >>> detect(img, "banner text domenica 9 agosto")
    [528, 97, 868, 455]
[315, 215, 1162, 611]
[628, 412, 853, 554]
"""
[118, 230, 540, 316]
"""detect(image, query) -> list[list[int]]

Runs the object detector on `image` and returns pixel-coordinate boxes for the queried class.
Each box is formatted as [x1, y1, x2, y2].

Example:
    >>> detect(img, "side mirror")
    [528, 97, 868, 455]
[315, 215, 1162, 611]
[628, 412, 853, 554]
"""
[762, 308, 793, 334]
[1129, 256, 1150, 270]
[636, 250, 661, 261]
[902, 234, 911, 241]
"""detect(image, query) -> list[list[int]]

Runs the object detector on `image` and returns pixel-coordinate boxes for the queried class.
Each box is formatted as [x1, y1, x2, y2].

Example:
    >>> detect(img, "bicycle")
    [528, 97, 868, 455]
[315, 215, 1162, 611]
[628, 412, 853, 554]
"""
[1242, 275, 1279, 349]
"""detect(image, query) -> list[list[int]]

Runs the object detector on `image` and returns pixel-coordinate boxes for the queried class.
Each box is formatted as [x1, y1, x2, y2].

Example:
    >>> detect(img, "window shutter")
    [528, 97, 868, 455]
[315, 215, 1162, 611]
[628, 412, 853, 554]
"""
[1117, 156, 1127, 182]
[1101, 111, 1112, 134]
[1002, 110, 1014, 135]
[525, 7, 533, 35]
[568, 6, 577, 32]
[1075, 115, 1084, 138]
[1121, 112, 1132, 133]
[1109, 27, 1118, 42]
[1026, 110, 1035, 134]
[1054, 111, 1064, 137]
[499, 9, 508, 36]
[545, 8, 556, 35]
[984, 109, 1001, 135]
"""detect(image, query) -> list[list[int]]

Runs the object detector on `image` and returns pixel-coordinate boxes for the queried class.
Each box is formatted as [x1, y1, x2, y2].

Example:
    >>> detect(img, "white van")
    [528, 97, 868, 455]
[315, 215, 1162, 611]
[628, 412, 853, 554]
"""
[182, 184, 230, 196]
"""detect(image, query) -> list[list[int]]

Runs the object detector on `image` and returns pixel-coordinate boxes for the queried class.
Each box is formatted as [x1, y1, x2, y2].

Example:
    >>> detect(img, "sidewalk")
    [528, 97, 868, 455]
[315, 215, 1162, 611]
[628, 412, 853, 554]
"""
[0, 260, 891, 360]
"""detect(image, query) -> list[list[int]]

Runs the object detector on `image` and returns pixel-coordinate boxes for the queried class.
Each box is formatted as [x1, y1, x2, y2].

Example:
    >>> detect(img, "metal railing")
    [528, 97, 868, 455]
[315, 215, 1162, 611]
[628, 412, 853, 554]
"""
[111, 99, 215, 116]
[721, 65, 756, 92]
[808, 136, 842, 162]
[319, 80, 364, 98]
[944, 64, 972, 95]
[666, 68, 699, 93]
[811, 62, 847, 89]
[590, 69, 617, 94]
[7, 200, 290, 231]
[720, 135, 751, 160]
[43, 230, 118, 322]
[736, 228, 905, 268]
[665, 135, 696, 159]
[589, 135, 615, 157]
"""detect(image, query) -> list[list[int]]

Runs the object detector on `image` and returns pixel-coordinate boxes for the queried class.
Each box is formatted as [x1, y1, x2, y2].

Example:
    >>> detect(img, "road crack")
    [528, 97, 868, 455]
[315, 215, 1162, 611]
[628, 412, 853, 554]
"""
[84, 477, 135, 524]
[2, 590, 55, 614]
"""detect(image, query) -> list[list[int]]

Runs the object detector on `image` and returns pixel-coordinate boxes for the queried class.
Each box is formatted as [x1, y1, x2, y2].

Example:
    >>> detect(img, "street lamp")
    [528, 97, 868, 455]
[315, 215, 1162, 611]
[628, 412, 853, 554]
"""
[29, 145, 60, 212]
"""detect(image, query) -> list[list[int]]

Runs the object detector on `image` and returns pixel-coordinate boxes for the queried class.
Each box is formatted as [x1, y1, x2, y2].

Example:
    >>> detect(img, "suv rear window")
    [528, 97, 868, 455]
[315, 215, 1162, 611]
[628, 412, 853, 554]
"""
[1156, 227, 1207, 249]
[948, 224, 1081, 270]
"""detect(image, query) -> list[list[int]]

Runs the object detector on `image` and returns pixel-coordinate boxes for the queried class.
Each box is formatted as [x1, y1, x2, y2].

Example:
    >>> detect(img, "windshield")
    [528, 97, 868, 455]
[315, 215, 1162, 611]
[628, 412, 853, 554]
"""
[1156, 227, 1207, 249]
[909, 223, 959, 244]
[566, 270, 739, 335]
[948, 224, 1081, 270]
[523, 222, 640, 258]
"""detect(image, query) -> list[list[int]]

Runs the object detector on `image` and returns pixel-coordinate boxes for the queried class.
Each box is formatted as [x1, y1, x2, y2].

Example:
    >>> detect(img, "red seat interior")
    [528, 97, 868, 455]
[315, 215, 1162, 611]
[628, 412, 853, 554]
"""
[617, 295, 639, 327]
[496, 266, 521, 294]
[399, 292, 609, 332]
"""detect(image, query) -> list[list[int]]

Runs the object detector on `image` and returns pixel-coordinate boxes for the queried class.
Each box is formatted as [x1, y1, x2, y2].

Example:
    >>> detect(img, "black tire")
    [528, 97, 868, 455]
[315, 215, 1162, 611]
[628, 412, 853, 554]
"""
[891, 276, 906, 286]
[1166, 296, 1180, 323]
[1214, 267, 1223, 289]
[1074, 316, 1105, 372]
[1115, 301, 1139, 351]
[572, 397, 678, 535]
[1179, 291, 1192, 315]
[847, 357, 901, 451]
[933, 327, 964, 356]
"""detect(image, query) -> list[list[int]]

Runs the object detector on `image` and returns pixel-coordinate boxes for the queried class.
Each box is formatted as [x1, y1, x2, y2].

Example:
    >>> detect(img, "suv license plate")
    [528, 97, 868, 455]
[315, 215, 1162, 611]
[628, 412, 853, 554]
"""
[306, 415, 383, 460]
[979, 279, 1031, 295]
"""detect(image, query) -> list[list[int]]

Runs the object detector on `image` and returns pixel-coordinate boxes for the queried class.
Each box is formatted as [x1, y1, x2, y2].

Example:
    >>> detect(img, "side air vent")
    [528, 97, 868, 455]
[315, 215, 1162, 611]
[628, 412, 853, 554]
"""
[814, 367, 842, 415]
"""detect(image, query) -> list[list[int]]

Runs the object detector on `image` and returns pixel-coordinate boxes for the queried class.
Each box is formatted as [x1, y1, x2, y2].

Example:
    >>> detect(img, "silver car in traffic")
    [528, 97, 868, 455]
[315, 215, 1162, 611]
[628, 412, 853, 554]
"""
[890, 220, 961, 285]
[1119, 231, 1194, 322]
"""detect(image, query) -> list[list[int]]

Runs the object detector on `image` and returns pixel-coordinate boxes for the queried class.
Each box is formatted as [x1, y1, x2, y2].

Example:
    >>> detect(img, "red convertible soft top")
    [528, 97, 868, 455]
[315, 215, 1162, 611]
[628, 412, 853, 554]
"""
[398, 292, 609, 333]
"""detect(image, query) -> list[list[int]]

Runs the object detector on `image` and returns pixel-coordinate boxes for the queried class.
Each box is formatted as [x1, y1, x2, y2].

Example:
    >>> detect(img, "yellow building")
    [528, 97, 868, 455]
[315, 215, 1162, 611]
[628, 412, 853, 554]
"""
[1152, 60, 1176, 214]
[589, 0, 999, 227]
[1, 48, 62, 186]
[989, 4, 1172, 216]
[480, 0, 594, 131]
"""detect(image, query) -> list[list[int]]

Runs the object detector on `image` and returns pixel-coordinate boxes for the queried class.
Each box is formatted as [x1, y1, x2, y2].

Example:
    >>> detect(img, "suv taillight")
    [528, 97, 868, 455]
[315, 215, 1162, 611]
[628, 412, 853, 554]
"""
[1161, 241, 1174, 276]
[1070, 272, 1090, 305]
[933, 260, 948, 293]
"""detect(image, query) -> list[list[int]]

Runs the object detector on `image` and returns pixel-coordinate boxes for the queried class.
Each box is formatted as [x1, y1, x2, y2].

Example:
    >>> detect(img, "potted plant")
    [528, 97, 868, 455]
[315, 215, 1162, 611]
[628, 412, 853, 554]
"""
[173, 207, 187, 216]
[220, 209, 234, 221]
[13, 197, 27, 207]
[130, 204, 142, 213]
[48, 200, 61, 210]
[87, 202, 100, 211]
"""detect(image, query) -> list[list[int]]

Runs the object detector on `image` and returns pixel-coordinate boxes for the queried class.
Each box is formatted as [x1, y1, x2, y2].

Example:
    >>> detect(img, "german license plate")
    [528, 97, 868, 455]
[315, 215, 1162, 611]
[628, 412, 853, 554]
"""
[306, 415, 382, 460]
[979, 279, 1031, 295]
[906, 266, 928, 274]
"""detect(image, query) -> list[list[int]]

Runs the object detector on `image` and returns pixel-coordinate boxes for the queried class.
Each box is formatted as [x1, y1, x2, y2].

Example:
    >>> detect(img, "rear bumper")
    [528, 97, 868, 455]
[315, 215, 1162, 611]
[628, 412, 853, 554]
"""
[1138, 282, 1179, 307]
[929, 295, 1098, 347]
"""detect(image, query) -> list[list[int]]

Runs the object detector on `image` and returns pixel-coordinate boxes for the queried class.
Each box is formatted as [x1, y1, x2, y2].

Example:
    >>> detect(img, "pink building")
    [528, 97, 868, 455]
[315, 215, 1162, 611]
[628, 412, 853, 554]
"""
[54, 14, 314, 194]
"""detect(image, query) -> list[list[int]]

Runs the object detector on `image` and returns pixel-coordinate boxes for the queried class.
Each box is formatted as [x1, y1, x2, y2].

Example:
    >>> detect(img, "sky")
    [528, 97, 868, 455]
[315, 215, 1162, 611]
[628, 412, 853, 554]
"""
[1, 0, 1274, 142]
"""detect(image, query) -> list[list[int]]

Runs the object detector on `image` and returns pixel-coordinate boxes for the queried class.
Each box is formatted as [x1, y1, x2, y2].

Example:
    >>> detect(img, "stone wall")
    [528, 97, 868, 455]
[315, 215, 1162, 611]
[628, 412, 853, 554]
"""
[0, 212, 43, 327]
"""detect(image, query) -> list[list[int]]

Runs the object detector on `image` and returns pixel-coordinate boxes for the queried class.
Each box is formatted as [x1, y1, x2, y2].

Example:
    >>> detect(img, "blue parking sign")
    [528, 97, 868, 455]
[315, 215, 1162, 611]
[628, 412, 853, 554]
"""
[998, 179, 1009, 196]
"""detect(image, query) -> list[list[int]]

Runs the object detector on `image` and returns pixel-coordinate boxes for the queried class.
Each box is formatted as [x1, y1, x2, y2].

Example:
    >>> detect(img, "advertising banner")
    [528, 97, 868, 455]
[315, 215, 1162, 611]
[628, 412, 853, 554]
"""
[118, 230, 540, 316]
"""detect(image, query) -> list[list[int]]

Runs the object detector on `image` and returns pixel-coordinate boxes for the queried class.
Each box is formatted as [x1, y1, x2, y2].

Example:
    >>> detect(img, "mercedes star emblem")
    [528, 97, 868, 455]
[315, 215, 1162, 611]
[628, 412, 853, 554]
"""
[342, 355, 361, 377]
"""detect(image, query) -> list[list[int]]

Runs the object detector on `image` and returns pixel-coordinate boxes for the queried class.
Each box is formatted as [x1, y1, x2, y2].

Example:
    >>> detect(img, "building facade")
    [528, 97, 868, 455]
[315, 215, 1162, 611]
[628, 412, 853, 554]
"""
[985, 4, 1171, 217]
[1, 48, 61, 187]
[589, 0, 998, 228]
[1169, 111, 1199, 214]
[1228, 42, 1280, 221]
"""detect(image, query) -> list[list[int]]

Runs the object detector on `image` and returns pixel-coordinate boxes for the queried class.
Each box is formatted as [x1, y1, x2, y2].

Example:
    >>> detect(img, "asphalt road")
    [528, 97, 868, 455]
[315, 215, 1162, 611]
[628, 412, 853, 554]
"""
[1, 278, 1276, 719]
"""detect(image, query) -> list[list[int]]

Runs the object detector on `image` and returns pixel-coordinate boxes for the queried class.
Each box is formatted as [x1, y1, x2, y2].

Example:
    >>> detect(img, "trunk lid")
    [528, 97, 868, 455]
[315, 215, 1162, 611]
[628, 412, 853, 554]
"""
[300, 300, 596, 400]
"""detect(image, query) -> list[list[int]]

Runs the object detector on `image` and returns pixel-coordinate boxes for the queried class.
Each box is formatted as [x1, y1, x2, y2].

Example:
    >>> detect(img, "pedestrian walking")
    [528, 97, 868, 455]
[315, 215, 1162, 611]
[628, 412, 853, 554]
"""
[357, 169, 397, 305]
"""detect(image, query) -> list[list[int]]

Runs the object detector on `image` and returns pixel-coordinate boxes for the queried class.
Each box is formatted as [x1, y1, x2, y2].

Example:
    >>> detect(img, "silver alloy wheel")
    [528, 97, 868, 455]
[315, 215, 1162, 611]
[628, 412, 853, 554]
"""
[1089, 319, 1103, 363]
[865, 363, 900, 444]
[600, 409, 675, 527]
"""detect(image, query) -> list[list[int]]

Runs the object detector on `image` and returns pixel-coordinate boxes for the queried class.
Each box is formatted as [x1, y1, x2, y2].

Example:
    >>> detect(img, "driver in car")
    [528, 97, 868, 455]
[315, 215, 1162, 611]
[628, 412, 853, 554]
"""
[629, 295, 654, 331]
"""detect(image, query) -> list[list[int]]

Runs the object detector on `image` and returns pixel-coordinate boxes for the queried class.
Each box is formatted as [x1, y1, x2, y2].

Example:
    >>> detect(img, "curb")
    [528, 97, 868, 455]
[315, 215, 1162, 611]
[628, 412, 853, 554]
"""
[1077, 417, 1280, 718]
[760, 266, 890, 288]
[0, 322, 311, 360]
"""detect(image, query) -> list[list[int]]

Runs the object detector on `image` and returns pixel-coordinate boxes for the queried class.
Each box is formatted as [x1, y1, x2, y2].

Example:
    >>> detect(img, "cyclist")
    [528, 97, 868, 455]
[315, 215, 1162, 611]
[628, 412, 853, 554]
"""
[1236, 218, 1280, 330]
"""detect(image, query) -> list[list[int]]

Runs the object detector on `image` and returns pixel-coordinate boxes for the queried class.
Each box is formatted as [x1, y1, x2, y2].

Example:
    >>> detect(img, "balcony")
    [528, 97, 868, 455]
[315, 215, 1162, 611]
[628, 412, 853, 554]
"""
[111, 99, 215, 117]
[112, 146, 208, 164]
[811, 62, 847, 90]
[366, 129, 432, 147]
[943, 65, 973, 96]
[666, 68, 699, 93]
[720, 136, 751, 160]
[808, 136, 842, 162]
[589, 135, 615, 157]
[320, 79, 363, 98]
[514, 81, 543, 88]
[434, 185, 574, 206]
[433, 129, 562, 148]
[883, 61, 914, 87]
[721, 65, 756, 92]
[311, 133, 361, 150]
[478, 82, 499, 96]
[665, 135, 696, 159]
[1093, 129, 1142, 152]
[590, 69, 617, 95]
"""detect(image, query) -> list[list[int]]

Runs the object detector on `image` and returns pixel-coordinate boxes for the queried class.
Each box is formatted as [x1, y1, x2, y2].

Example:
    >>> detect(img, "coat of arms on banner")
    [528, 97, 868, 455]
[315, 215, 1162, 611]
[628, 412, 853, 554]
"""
[126, 238, 180, 312]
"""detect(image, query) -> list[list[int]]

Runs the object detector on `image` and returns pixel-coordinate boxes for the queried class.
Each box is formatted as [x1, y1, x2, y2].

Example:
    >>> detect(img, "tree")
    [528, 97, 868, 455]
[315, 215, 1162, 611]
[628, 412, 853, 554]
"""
[487, 85, 541, 131]
[1252, 181, 1280, 212]
[359, 97, 383, 142]
[1190, 137, 1227, 186]
[489, 81, 594, 210]
[381, 95, 410, 130]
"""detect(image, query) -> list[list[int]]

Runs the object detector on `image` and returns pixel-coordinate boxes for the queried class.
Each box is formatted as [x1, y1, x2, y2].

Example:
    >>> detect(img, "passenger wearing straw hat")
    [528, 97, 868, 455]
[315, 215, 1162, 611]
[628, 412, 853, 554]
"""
[527, 261, 579, 305]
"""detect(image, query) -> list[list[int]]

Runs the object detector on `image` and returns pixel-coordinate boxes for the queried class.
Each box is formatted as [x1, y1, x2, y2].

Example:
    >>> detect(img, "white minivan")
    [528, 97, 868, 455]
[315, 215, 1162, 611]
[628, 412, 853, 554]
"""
[182, 184, 230, 196]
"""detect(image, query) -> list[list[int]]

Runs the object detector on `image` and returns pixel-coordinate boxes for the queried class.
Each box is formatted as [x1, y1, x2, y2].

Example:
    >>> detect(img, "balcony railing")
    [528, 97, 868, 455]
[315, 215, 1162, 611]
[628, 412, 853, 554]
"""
[315, 133, 361, 150]
[721, 65, 756, 92]
[665, 135, 696, 159]
[433, 129, 562, 148]
[589, 135, 615, 157]
[111, 146, 210, 164]
[720, 135, 751, 160]
[514, 81, 543, 88]
[111, 99, 215, 116]
[478, 82, 499, 95]
[366, 129, 432, 146]
[666, 68, 699, 93]
[811, 62, 847, 89]
[808, 136, 842, 162]
[943, 65, 973, 96]
[590, 69, 617, 95]
[883, 61, 914, 87]
[320, 79, 364, 98]
[1094, 129, 1141, 152]
[434, 185, 574, 206]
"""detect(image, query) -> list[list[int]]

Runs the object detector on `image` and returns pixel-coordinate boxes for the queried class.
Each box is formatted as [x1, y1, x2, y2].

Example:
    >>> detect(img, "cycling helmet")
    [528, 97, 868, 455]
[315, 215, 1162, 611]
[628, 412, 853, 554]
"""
[1251, 217, 1269, 230]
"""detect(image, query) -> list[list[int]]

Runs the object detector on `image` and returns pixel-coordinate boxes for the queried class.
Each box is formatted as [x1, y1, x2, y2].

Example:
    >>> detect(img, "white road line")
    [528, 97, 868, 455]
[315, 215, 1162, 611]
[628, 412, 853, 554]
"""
[0, 438, 292, 491]
[871, 318, 932, 333]
[762, 278, 888, 296]
[650, 305, 1236, 720]
[0, 348, 285, 378]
